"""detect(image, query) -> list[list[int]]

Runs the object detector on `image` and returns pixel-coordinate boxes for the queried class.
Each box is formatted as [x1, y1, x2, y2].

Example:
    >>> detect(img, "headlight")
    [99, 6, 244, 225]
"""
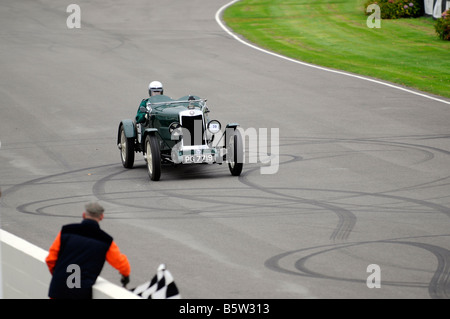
[207, 120, 221, 134]
[169, 122, 181, 134]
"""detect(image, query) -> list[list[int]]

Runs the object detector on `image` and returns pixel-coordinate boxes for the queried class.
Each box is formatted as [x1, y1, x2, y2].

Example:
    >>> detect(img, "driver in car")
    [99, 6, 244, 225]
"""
[135, 81, 163, 144]
[136, 81, 164, 124]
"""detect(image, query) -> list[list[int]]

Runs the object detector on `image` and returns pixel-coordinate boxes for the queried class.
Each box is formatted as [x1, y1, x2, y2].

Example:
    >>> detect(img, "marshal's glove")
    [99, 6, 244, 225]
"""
[121, 275, 130, 287]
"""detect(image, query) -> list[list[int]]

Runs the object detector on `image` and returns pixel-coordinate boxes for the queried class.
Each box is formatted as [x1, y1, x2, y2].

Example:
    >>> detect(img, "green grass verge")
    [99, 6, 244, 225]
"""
[223, 0, 450, 98]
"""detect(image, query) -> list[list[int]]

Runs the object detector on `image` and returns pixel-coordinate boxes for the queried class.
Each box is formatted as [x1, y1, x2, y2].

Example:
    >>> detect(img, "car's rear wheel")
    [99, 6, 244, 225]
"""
[119, 125, 135, 169]
[227, 129, 243, 176]
[144, 134, 161, 181]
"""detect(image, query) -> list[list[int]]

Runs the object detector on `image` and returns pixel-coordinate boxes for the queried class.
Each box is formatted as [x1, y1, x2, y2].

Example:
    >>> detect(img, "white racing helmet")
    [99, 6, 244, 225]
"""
[149, 81, 163, 96]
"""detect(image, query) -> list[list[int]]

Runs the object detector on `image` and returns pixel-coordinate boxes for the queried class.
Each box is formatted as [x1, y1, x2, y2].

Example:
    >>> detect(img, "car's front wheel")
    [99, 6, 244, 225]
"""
[144, 134, 161, 181]
[119, 125, 135, 169]
[227, 129, 243, 176]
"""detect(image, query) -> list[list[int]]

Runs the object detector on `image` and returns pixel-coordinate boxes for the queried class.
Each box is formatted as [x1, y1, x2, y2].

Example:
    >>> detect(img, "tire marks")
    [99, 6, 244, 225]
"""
[265, 237, 450, 299]
[5, 134, 450, 298]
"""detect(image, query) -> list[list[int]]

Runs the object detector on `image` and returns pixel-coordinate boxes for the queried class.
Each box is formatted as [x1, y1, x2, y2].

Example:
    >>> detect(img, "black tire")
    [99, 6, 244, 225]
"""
[227, 129, 243, 176]
[119, 125, 135, 169]
[144, 134, 161, 181]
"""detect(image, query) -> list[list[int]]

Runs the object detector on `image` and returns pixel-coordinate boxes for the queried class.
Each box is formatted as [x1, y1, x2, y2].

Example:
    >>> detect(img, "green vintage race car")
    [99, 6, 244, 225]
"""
[117, 95, 243, 181]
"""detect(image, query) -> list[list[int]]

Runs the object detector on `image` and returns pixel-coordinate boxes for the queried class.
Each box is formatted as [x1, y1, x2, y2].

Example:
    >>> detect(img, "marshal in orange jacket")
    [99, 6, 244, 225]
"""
[45, 218, 131, 298]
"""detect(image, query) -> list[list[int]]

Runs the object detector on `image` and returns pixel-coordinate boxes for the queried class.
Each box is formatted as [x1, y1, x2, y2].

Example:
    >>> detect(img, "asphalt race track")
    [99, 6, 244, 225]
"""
[1, 0, 450, 299]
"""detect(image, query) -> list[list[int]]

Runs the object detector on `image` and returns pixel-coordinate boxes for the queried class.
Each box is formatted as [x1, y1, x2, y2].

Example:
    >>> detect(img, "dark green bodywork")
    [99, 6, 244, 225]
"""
[119, 95, 209, 153]
[117, 94, 243, 178]
[146, 95, 205, 151]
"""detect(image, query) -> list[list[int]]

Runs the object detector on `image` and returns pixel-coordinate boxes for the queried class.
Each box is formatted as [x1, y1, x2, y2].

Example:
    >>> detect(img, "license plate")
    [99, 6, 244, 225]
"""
[183, 154, 214, 163]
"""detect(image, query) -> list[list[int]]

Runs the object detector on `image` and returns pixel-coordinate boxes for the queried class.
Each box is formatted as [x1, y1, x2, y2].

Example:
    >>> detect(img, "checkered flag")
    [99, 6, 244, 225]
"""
[131, 264, 181, 299]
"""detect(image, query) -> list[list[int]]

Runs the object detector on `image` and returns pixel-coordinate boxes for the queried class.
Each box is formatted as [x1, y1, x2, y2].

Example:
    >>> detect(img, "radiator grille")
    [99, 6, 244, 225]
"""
[181, 115, 205, 146]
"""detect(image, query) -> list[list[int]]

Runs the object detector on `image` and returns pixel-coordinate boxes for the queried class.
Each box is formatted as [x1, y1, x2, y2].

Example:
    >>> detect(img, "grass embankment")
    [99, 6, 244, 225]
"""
[223, 0, 450, 98]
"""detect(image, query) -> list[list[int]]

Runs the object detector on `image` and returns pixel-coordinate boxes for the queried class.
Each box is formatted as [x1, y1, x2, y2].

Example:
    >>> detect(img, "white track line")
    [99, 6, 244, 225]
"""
[215, 0, 450, 105]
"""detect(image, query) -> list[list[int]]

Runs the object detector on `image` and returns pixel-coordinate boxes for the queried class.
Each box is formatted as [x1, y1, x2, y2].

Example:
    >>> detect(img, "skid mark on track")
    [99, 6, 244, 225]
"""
[4, 134, 450, 298]
[264, 236, 450, 299]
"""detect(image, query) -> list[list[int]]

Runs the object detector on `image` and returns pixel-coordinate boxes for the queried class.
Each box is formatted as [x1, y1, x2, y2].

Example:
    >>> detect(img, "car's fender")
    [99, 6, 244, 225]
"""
[221, 123, 240, 140]
[144, 128, 158, 135]
[117, 119, 136, 145]
[226, 123, 240, 129]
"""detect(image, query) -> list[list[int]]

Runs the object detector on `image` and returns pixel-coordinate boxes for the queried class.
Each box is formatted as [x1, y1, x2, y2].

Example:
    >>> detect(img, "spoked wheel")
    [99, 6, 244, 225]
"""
[227, 129, 244, 176]
[119, 125, 135, 168]
[144, 134, 161, 181]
